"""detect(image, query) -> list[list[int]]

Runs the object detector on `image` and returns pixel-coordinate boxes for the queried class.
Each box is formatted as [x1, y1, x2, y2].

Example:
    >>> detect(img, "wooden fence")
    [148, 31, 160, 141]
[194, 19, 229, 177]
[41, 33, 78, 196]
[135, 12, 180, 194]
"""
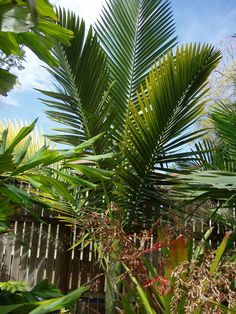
[0, 205, 235, 313]
[0, 208, 106, 313]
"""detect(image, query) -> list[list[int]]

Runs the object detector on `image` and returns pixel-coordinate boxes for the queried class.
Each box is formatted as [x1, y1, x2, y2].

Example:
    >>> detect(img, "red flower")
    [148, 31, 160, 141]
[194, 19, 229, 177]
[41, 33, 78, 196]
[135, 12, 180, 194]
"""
[144, 276, 170, 295]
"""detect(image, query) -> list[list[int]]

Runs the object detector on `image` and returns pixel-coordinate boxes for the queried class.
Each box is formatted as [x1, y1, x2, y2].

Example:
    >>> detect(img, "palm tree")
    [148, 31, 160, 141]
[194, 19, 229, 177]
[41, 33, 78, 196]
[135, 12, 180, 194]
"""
[38, 0, 221, 230]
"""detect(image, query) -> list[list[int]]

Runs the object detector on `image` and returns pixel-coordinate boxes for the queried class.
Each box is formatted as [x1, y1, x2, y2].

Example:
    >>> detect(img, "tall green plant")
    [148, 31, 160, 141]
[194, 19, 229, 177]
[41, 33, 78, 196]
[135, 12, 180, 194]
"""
[39, 1, 221, 229]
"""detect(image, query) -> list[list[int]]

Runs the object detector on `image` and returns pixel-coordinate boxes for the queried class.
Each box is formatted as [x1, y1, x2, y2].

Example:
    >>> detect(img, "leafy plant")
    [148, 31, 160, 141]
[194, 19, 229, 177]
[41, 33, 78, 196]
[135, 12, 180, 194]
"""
[0, 279, 89, 314]
[36, 1, 223, 311]
[119, 229, 236, 313]
[0, 0, 74, 95]
[0, 119, 112, 233]
[39, 1, 221, 230]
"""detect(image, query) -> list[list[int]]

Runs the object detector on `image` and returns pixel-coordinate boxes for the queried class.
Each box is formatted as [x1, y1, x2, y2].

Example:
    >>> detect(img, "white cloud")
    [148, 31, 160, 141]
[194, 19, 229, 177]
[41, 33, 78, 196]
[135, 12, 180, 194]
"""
[12, 48, 53, 92]
[51, 0, 106, 26]
[0, 94, 20, 108]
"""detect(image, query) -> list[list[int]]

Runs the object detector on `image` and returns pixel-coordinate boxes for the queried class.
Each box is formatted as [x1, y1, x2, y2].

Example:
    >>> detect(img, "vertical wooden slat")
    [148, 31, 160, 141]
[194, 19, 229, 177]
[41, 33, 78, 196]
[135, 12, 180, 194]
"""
[0, 234, 7, 280]
[45, 224, 57, 283]
[1, 231, 15, 280]
[28, 222, 41, 286]
[11, 222, 24, 281]
[80, 245, 90, 286]
[18, 221, 33, 282]
[54, 225, 70, 291]
[70, 247, 80, 290]
[36, 223, 48, 281]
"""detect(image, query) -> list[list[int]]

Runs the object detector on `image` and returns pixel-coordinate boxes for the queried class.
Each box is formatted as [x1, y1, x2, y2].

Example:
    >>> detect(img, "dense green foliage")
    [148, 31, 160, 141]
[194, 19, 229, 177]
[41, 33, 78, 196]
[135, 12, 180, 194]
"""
[0, 279, 89, 313]
[39, 1, 221, 229]
[0, 1, 235, 313]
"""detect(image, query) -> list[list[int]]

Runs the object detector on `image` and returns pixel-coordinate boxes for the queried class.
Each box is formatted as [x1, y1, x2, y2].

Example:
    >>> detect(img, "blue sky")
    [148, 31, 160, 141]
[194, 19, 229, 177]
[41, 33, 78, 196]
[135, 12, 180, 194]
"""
[0, 0, 235, 133]
[172, 0, 235, 44]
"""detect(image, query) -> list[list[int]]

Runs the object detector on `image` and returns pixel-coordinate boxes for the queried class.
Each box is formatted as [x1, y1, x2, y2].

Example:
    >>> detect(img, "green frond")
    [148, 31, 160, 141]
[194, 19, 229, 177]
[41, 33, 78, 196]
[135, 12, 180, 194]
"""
[116, 43, 221, 226]
[39, 8, 115, 152]
[0, 118, 48, 160]
[211, 102, 236, 155]
[96, 0, 177, 132]
[189, 139, 236, 172]
[189, 102, 236, 172]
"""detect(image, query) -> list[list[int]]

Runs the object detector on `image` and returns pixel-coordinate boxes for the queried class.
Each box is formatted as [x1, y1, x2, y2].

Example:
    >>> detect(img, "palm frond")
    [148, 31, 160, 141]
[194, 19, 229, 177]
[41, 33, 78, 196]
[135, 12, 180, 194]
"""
[96, 0, 177, 133]
[0, 119, 47, 159]
[115, 44, 221, 226]
[39, 8, 115, 152]
[188, 102, 236, 172]
[188, 139, 236, 171]
[211, 102, 236, 155]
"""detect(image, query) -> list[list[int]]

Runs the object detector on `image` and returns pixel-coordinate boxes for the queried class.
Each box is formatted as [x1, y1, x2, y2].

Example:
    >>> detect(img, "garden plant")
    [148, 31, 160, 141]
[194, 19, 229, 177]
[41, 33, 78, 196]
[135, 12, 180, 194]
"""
[0, 0, 235, 313]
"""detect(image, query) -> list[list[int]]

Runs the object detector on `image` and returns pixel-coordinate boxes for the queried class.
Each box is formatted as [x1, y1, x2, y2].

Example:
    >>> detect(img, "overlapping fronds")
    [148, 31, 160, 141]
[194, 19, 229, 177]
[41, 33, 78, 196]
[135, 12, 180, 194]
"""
[38, 2, 222, 229]
[96, 0, 177, 132]
[0, 120, 113, 232]
[0, 119, 47, 160]
[188, 139, 236, 172]
[212, 102, 236, 156]
[39, 8, 115, 152]
[187, 102, 236, 172]
[115, 44, 221, 225]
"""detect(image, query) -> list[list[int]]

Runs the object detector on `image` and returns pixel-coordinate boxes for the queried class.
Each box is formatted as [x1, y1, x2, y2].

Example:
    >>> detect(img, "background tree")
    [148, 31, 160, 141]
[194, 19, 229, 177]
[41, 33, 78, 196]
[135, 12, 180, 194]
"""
[197, 36, 236, 138]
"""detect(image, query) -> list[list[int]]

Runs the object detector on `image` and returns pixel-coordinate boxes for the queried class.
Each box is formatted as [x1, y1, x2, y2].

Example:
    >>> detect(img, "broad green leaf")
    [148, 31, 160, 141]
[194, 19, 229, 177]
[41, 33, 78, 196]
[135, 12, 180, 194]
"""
[1, 185, 29, 204]
[0, 154, 14, 173]
[14, 136, 32, 165]
[50, 169, 97, 189]
[210, 231, 232, 274]
[5, 119, 37, 154]
[0, 304, 28, 314]
[81, 153, 114, 161]
[34, 0, 58, 20]
[28, 174, 74, 205]
[0, 4, 33, 33]
[31, 280, 61, 299]
[192, 227, 214, 261]
[0, 127, 8, 154]
[123, 264, 156, 314]
[0, 32, 20, 54]
[38, 19, 74, 46]
[11, 148, 61, 176]
[68, 164, 113, 180]
[28, 286, 89, 314]
[17, 32, 58, 66]
[0, 200, 14, 218]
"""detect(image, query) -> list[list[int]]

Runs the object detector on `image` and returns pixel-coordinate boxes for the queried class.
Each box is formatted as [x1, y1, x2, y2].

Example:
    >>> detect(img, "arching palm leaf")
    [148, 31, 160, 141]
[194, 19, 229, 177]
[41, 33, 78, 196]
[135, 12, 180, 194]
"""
[96, 0, 177, 133]
[0, 120, 111, 232]
[38, 3, 222, 229]
[39, 8, 115, 152]
[212, 102, 236, 156]
[187, 102, 236, 172]
[188, 139, 236, 172]
[115, 44, 221, 226]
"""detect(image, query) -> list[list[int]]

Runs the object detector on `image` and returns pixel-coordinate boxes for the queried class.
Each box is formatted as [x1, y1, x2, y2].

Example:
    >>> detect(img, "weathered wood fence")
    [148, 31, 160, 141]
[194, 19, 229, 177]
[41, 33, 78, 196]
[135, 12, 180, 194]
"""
[0, 208, 106, 313]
